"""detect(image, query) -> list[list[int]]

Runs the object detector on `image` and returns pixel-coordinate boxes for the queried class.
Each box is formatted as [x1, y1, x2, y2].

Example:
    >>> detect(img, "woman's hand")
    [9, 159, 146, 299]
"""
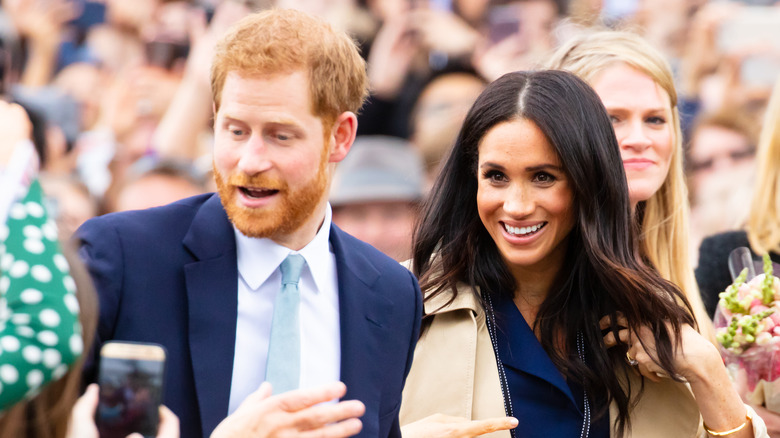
[600, 314, 719, 383]
[401, 413, 518, 438]
[67, 383, 180, 438]
[601, 315, 754, 438]
[0, 102, 33, 167]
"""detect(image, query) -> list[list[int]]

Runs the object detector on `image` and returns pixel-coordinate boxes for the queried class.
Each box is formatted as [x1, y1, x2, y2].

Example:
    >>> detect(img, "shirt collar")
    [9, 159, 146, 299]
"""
[235, 204, 334, 292]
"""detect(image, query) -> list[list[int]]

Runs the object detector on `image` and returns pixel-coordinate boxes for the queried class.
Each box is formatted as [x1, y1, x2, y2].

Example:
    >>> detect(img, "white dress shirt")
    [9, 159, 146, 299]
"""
[227, 205, 340, 414]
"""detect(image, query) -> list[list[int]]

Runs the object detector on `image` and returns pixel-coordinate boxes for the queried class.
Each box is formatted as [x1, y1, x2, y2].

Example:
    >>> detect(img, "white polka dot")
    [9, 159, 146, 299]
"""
[53, 254, 69, 273]
[0, 277, 9, 294]
[9, 260, 29, 278]
[9, 204, 27, 220]
[16, 327, 34, 338]
[0, 225, 8, 241]
[63, 276, 76, 293]
[22, 225, 42, 240]
[52, 364, 67, 380]
[31, 265, 52, 283]
[41, 222, 58, 241]
[23, 239, 45, 255]
[26, 370, 43, 388]
[42, 349, 61, 368]
[22, 346, 42, 364]
[25, 202, 44, 218]
[64, 294, 79, 314]
[37, 331, 58, 347]
[10, 313, 30, 325]
[39, 309, 60, 327]
[0, 336, 20, 352]
[1, 365, 18, 384]
[0, 253, 13, 271]
[70, 334, 83, 355]
[20, 289, 43, 305]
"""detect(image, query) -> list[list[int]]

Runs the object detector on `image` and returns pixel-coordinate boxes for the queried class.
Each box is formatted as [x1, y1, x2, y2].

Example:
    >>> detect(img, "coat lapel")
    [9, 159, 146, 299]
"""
[330, 226, 393, 436]
[183, 195, 239, 436]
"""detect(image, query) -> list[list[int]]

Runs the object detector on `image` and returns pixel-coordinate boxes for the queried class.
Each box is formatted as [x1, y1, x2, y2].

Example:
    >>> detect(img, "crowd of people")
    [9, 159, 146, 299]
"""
[1, 0, 780, 437]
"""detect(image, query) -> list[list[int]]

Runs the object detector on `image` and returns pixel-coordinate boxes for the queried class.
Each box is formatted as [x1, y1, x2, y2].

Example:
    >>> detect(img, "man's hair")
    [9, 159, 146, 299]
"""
[210, 9, 369, 127]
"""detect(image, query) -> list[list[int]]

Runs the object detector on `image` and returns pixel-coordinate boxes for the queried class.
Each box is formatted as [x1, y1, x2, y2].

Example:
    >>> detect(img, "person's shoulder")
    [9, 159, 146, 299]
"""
[699, 230, 750, 254]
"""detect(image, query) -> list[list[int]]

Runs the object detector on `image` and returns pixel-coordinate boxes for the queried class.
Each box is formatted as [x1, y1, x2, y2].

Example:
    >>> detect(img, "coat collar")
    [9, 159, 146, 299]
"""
[182, 194, 239, 436]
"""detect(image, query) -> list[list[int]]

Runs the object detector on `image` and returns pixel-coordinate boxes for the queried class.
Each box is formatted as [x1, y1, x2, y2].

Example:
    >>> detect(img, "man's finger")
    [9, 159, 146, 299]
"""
[298, 418, 363, 438]
[460, 417, 519, 436]
[275, 382, 348, 412]
[292, 400, 366, 431]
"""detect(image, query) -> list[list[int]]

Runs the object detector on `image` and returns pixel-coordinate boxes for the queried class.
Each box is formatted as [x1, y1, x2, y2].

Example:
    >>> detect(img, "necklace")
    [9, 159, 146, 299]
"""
[484, 293, 592, 438]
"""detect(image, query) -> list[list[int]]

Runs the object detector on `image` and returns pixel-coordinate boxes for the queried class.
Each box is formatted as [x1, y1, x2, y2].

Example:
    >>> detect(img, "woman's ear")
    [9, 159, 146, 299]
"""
[328, 111, 358, 163]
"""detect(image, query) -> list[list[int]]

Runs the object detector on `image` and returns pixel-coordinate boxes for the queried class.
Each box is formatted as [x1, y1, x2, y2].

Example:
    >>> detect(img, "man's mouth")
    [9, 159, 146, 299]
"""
[239, 186, 279, 199]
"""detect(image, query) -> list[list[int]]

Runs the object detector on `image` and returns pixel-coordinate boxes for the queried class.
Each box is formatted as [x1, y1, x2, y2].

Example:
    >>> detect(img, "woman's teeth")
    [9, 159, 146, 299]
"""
[504, 222, 546, 236]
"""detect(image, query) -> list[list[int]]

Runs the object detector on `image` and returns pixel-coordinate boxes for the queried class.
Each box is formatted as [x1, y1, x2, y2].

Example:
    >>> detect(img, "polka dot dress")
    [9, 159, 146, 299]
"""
[0, 180, 82, 411]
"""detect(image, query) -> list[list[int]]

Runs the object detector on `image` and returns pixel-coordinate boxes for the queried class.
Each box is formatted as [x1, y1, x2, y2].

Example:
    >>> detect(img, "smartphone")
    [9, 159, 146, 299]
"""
[96, 341, 167, 438]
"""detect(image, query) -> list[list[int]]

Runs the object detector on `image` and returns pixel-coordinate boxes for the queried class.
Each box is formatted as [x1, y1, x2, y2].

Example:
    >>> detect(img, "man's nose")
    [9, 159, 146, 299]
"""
[236, 136, 273, 175]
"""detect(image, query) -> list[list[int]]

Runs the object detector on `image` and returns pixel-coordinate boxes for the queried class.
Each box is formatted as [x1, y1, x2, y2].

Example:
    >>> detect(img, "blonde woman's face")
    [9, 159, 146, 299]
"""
[591, 63, 674, 209]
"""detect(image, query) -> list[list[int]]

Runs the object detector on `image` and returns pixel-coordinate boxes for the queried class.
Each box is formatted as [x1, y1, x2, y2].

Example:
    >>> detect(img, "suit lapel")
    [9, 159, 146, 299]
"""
[183, 194, 239, 436]
[330, 226, 393, 436]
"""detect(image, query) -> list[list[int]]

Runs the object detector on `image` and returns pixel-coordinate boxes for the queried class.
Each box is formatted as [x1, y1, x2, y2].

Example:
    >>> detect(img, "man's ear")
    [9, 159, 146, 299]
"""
[328, 111, 358, 163]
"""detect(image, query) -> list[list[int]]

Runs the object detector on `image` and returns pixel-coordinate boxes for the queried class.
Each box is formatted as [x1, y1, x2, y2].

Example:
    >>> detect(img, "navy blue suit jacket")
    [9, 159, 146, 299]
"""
[77, 194, 422, 438]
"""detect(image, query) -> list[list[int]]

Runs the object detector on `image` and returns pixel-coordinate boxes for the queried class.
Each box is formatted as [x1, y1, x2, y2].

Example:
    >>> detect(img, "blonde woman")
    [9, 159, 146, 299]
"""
[696, 76, 780, 435]
[545, 30, 714, 341]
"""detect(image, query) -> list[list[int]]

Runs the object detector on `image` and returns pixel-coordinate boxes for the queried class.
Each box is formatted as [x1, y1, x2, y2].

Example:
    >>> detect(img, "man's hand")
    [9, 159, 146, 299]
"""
[401, 413, 519, 438]
[210, 382, 365, 438]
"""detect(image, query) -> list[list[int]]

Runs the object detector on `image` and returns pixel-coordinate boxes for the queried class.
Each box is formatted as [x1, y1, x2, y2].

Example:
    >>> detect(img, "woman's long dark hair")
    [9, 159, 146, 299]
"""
[412, 70, 695, 436]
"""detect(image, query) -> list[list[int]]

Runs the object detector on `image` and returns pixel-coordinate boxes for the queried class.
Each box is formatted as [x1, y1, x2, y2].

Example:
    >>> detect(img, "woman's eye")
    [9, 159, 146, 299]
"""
[608, 114, 620, 124]
[646, 116, 666, 125]
[483, 169, 507, 183]
[534, 172, 556, 184]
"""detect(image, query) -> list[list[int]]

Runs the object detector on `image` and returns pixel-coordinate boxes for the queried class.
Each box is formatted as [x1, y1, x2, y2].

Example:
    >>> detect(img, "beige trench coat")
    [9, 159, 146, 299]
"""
[399, 282, 768, 437]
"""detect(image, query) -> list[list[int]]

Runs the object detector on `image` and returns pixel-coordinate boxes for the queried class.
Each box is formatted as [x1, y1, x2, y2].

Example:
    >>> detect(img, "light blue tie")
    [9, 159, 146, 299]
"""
[265, 253, 305, 394]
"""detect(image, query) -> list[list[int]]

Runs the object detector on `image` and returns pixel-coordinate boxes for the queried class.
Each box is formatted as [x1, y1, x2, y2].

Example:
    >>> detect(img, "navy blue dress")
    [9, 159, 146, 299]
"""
[491, 293, 610, 438]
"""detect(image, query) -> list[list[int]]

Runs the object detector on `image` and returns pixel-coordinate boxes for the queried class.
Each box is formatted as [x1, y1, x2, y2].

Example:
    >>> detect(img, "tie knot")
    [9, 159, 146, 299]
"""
[280, 253, 305, 285]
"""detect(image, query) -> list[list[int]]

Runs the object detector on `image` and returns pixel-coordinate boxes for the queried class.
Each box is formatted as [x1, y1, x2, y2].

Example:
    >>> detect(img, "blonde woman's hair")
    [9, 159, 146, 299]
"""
[546, 30, 715, 340]
[747, 77, 780, 255]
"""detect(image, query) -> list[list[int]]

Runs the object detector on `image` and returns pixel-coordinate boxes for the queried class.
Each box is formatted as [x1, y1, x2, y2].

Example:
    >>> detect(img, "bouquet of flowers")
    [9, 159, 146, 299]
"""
[715, 253, 780, 412]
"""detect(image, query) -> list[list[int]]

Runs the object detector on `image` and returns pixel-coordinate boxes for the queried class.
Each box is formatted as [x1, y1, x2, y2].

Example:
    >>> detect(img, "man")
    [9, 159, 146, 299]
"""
[77, 9, 422, 438]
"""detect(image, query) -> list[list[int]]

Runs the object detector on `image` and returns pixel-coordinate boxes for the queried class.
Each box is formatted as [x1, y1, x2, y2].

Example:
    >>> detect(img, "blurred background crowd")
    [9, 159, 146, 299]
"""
[0, 0, 776, 263]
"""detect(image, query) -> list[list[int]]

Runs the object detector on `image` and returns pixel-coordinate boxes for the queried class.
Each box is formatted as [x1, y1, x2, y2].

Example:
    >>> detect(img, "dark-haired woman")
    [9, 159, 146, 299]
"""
[399, 71, 767, 438]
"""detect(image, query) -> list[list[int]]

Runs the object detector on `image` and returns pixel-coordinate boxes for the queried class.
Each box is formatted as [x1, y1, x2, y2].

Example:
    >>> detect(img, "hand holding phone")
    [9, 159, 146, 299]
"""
[95, 342, 167, 438]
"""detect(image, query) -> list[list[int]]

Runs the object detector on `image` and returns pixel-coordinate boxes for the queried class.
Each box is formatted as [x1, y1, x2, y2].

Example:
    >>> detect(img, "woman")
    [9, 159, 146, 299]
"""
[399, 71, 766, 437]
[544, 31, 714, 341]
[696, 76, 780, 434]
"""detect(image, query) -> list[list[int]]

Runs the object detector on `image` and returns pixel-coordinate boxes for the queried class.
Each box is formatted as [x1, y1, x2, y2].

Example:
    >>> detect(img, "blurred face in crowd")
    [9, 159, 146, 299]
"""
[688, 124, 755, 201]
[591, 62, 674, 209]
[412, 73, 485, 179]
[115, 173, 205, 212]
[333, 201, 418, 261]
[213, 71, 335, 249]
[477, 118, 575, 276]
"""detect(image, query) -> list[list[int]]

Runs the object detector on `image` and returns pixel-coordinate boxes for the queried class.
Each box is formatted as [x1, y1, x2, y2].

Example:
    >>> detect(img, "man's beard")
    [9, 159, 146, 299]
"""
[214, 160, 328, 240]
